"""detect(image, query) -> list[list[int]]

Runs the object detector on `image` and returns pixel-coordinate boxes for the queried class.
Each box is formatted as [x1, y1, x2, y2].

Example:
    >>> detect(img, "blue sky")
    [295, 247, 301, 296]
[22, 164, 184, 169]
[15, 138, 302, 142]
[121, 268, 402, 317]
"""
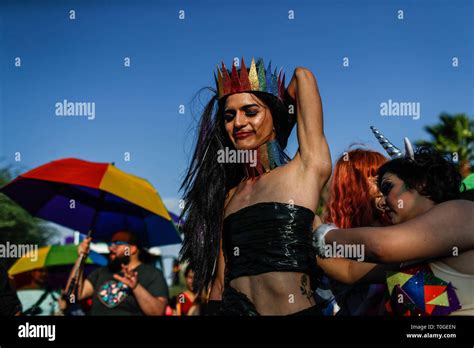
[1, 0, 473, 249]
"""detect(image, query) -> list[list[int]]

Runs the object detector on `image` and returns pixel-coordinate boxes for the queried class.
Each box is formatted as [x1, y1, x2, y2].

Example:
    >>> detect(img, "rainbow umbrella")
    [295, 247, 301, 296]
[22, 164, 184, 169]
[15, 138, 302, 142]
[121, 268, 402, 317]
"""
[0, 158, 181, 247]
[168, 211, 184, 227]
[8, 244, 107, 277]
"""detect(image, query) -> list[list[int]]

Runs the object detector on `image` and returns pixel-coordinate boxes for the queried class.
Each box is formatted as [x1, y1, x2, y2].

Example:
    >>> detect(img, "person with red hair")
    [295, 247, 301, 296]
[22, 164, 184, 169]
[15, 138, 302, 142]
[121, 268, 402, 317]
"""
[324, 148, 390, 229]
[317, 148, 393, 315]
[315, 143, 474, 316]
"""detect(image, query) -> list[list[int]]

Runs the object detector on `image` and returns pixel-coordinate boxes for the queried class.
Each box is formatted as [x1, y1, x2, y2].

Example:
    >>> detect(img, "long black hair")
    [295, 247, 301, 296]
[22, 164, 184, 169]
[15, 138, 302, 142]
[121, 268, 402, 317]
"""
[179, 87, 295, 293]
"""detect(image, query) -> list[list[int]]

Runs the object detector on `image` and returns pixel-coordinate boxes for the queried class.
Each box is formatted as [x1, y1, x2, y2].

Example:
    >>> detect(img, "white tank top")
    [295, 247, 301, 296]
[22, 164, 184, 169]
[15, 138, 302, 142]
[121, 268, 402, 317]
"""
[430, 261, 474, 315]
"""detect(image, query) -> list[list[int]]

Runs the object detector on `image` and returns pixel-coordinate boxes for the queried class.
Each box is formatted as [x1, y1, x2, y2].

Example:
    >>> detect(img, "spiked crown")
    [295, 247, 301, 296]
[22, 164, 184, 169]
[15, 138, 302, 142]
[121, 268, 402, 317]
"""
[215, 57, 286, 100]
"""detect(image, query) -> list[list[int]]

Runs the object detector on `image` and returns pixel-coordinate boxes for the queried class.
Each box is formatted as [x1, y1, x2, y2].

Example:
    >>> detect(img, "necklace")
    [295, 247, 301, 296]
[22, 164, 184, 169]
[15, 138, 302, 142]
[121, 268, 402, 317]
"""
[242, 140, 289, 178]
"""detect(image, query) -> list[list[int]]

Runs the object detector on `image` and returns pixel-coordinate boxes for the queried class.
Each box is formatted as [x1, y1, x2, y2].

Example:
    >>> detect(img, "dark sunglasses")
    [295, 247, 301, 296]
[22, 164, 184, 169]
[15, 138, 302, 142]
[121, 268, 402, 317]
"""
[107, 241, 130, 247]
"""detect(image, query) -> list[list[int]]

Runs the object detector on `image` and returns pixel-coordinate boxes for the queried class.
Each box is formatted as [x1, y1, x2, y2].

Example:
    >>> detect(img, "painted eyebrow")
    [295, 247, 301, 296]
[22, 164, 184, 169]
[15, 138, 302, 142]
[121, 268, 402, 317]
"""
[224, 104, 261, 113]
[380, 179, 394, 187]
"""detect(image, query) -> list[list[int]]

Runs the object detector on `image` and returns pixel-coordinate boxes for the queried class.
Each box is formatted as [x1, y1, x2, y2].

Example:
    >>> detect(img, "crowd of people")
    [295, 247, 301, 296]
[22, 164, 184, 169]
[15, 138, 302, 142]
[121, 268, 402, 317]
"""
[0, 231, 198, 316]
[1, 57, 473, 316]
[179, 57, 474, 316]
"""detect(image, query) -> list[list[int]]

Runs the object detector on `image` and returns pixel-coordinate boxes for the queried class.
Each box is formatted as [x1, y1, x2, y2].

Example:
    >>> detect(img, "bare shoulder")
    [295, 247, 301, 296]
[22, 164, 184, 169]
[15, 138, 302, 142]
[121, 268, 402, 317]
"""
[420, 200, 474, 224]
[224, 186, 238, 209]
[423, 200, 474, 238]
[397, 199, 474, 235]
[435, 199, 474, 216]
[226, 186, 238, 196]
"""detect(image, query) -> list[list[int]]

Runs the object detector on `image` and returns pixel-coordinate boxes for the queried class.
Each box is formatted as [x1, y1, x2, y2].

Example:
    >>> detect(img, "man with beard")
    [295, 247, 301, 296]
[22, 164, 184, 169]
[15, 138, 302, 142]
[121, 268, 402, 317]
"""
[64, 231, 169, 315]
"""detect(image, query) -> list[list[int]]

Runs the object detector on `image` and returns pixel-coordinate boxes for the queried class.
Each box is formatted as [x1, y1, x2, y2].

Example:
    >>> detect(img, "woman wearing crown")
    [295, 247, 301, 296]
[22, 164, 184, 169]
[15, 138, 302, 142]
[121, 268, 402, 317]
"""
[315, 128, 474, 315]
[179, 58, 332, 315]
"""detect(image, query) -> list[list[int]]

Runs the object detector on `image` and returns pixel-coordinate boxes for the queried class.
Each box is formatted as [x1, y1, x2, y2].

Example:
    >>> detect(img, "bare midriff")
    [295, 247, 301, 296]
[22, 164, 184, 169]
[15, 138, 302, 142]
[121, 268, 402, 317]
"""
[229, 271, 316, 315]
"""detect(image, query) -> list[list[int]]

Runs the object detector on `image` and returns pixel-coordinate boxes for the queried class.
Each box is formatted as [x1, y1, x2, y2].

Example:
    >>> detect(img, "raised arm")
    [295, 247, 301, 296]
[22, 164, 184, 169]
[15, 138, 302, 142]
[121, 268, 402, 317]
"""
[325, 200, 474, 263]
[64, 238, 94, 302]
[286, 68, 331, 178]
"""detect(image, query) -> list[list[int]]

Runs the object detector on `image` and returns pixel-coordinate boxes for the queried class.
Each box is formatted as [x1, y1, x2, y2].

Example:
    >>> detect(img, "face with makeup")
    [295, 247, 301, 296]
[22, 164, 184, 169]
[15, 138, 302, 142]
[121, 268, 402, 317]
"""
[223, 92, 276, 150]
[379, 173, 435, 224]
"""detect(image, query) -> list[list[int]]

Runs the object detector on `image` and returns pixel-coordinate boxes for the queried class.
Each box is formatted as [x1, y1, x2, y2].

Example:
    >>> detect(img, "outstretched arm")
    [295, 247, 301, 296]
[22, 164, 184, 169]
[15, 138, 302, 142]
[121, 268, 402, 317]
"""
[317, 257, 402, 284]
[314, 217, 401, 284]
[325, 200, 474, 263]
[64, 238, 94, 302]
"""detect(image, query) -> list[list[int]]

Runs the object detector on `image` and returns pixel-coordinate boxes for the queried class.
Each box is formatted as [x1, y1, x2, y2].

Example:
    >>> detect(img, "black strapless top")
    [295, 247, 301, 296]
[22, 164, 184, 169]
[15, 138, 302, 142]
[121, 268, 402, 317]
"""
[222, 202, 317, 285]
